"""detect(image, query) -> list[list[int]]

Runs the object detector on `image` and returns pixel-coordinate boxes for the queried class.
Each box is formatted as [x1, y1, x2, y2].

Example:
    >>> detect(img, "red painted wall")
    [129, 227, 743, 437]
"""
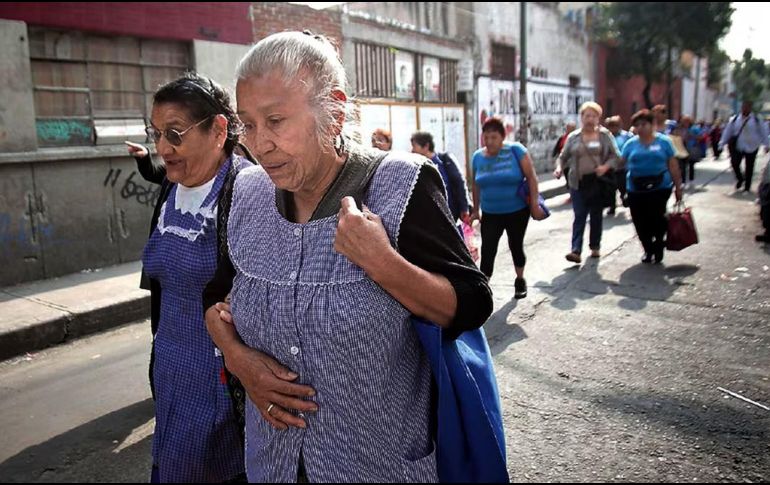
[597, 45, 683, 129]
[0, 2, 253, 44]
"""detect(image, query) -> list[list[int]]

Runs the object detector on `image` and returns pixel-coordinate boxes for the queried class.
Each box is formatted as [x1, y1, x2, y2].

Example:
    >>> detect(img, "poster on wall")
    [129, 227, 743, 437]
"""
[390, 104, 419, 152]
[442, 106, 467, 167]
[395, 51, 415, 100]
[358, 103, 391, 147]
[476, 77, 518, 146]
[422, 57, 441, 102]
[418, 106, 445, 154]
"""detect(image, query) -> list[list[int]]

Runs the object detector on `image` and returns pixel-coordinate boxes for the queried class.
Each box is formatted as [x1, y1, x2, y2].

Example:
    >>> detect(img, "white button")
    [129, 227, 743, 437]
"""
[290, 346, 300, 356]
[293, 228, 301, 237]
[289, 271, 297, 280]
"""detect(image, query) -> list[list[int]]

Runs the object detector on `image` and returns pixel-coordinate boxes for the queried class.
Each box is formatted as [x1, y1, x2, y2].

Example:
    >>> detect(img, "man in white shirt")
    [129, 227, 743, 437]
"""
[719, 101, 770, 193]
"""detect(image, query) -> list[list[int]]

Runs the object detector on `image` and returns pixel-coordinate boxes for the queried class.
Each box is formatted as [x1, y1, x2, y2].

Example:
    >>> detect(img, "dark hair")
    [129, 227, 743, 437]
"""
[631, 109, 654, 126]
[482, 117, 506, 137]
[410, 131, 435, 152]
[153, 72, 242, 156]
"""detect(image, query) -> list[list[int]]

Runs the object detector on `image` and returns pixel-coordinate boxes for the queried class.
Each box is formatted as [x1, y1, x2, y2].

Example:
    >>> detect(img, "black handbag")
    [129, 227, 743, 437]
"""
[579, 173, 616, 207]
[577, 135, 616, 207]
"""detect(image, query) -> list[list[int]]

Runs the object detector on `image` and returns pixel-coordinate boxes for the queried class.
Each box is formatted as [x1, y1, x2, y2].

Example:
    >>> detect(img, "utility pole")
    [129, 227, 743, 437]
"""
[519, 2, 528, 145]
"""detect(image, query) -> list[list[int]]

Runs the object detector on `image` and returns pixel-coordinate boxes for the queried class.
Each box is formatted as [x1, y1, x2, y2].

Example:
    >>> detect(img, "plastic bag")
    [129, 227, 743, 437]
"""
[462, 221, 481, 263]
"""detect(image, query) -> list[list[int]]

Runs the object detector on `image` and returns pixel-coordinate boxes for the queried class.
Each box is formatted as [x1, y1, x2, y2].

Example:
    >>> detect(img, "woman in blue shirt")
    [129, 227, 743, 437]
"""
[471, 117, 546, 299]
[622, 109, 683, 264]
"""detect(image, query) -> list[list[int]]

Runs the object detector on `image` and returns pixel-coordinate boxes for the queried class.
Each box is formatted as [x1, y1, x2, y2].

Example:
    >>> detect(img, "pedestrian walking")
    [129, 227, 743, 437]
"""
[410, 131, 472, 225]
[127, 73, 252, 483]
[555, 102, 619, 264]
[605, 115, 632, 214]
[719, 101, 770, 193]
[471, 117, 547, 299]
[203, 31, 494, 482]
[622, 109, 684, 264]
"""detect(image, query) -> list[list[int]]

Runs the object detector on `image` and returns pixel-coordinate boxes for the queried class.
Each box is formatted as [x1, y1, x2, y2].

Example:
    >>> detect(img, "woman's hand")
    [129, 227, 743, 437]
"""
[530, 204, 547, 221]
[595, 164, 611, 177]
[125, 141, 148, 158]
[206, 302, 318, 431]
[334, 197, 393, 276]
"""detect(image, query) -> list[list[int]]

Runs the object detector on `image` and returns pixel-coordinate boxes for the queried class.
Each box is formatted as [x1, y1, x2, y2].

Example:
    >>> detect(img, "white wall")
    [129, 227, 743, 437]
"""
[193, 40, 252, 99]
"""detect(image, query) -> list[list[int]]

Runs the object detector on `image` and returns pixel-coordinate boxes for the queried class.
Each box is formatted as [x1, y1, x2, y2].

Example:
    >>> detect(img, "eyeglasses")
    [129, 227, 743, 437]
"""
[145, 116, 211, 146]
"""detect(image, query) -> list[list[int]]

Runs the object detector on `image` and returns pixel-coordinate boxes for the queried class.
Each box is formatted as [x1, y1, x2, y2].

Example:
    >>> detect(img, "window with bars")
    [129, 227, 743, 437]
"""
[29, 28, 191, 147]
[491, 43, 517, 80]
[354, 41, 458, 104]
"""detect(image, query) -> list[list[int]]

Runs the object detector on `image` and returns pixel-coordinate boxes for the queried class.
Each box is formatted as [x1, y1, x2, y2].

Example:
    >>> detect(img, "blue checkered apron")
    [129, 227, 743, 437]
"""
[142, 157, 245, 482]
[227, 154, 438, 483]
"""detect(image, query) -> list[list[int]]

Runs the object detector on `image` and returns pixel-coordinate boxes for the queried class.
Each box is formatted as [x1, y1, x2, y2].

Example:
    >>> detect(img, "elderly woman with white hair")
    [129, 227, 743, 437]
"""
[202, 31, 493, 482]
[554, 102, 619, 264]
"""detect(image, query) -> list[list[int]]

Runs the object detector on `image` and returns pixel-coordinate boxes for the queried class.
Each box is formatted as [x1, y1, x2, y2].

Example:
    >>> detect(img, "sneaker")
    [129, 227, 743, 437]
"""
[514, 278, 528, 299]
[641, 253, 653, 264]
[565, 252, 582, 264]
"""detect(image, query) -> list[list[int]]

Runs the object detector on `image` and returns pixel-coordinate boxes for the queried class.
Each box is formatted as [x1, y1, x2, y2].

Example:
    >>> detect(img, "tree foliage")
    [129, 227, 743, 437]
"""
[596, 2, 734, 108]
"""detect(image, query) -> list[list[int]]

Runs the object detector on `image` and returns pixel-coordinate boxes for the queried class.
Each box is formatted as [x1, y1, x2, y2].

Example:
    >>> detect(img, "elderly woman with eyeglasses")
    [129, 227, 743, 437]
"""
[203, 32, 493, 482]
[125, 73, 253, 483]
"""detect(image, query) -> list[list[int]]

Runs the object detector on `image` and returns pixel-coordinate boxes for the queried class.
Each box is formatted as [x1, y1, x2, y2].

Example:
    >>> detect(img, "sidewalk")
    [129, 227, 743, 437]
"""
[0, 262, 149, 361]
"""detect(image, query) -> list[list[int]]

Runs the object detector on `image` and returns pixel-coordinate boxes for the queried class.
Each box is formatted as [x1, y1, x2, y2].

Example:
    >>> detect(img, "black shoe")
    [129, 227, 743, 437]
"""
[641, 253, 653, 264]
[514, 278, 528, 299]
[654, 248, 664, 264]
[736, 180, 744, 190]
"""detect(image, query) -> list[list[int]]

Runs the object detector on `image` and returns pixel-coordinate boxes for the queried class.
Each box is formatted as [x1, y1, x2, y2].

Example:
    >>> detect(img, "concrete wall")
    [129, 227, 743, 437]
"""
[0, 150, 156, 287]
[681, 56, 715, 122]
[193, 40, 251, 99]
[0, 20, 37, 153]
[472, 3, 595, 170]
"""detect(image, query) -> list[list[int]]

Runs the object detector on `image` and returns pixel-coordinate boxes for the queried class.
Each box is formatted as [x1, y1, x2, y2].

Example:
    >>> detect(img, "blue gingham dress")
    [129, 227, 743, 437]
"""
[228, 154, 438, 483]
[142, 157, 245, 482]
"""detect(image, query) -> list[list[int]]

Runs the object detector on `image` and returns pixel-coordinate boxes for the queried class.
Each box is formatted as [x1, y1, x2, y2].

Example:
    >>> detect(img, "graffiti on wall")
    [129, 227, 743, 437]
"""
[104, 169, 161, 207]
[36, 119, 93, 146]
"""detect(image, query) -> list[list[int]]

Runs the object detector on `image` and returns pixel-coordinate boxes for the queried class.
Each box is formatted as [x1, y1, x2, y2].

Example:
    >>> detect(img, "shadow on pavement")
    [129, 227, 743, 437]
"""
[0, 399, 154, 483]
[616, 263, 700, 311]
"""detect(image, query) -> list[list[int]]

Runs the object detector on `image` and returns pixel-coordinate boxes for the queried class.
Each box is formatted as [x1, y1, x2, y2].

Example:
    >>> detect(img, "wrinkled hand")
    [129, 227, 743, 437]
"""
[334, 197, 392, 273]
[125, 141, 148, 158]
[212, 302, 317, 431]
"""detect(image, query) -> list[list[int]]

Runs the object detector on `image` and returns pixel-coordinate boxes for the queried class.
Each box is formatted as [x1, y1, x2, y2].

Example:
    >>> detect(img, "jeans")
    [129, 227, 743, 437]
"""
[570, 189, 604, 254]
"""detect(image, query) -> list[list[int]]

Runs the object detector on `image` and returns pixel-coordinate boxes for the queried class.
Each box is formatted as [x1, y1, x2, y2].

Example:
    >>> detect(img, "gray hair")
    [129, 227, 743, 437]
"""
[237, 31, 350, 152]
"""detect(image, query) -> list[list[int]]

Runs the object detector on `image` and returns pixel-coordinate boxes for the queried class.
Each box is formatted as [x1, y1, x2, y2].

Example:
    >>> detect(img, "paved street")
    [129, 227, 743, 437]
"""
[1, 156, 768, 482]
